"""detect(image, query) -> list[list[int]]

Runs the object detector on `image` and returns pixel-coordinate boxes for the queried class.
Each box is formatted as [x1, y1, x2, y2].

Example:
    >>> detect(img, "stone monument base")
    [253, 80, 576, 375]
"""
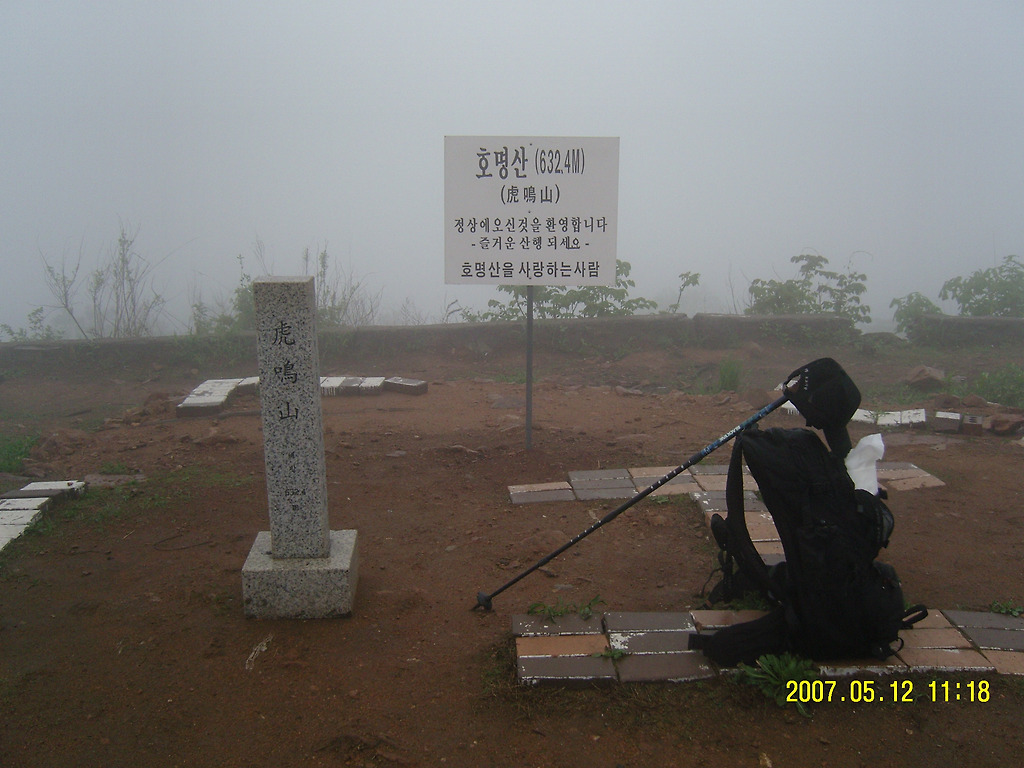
[241, 529, 358, 619]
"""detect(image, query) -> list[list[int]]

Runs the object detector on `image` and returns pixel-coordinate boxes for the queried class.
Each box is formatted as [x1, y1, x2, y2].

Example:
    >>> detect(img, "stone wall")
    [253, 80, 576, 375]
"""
[909, 315, 1024, 347]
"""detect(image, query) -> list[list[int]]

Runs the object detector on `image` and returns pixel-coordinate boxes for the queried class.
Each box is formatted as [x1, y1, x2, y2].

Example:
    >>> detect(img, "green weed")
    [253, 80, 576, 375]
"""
[526, 594, 605, 622]
[970, 364, 1024, 408]
[0, 434, 37, 474]
[990, 599, 1024, 618]
[717, 359, 742, 392]
[592, 646, 629, 661]
[736, 653, 818, 717]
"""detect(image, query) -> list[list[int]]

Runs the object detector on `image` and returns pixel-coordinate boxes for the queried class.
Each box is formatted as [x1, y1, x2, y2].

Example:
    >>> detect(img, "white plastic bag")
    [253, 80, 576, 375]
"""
[845, 433, 885, 493]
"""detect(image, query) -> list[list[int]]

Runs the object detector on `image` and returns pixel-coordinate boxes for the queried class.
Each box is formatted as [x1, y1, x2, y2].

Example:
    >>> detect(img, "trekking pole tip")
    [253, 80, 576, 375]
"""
[473, 592, 494, 612]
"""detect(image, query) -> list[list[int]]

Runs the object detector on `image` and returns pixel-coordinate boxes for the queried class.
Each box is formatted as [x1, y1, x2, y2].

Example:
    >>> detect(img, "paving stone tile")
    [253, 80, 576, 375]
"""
[517, 654, 618, 685]
[898, 628, 972, 649]
[4, 481, 84, 499]
[359, 376, 386, 394]
[573, 487, 637, 501]
[629, 468, 699, 494]
[981, 650, 1024, 675]
[235, 376, 260, 395]
[176, 398, 226, 417]
[688, 464, 726, 475]
[943, 610, 1024, 631]
[898, 648, 995, 672]
[617, 651, 716, 683]
[958, 627, 1024, 651]
[509, 488, 577, 504]
[609, 630, 694, 654]
[875, 466, 927, 480]
[0, 508, 44, 526]
[754, 541, 785, 564]
[382, 377, 429, 395]
[569, 476, 636, 491]
[508, 481, 573, 494]
[816, 656, 908, 676]
[692, 493, 728, 517]
[962, 414, 984, 435]
[873, 409, 926, 426]
[885, 474, 945, 491]
[851, 408, 878, 424]
[335, 376, 365, 395]
[511, 613, 606, 636]
[900, 409, 928, 425]
[0, 496, 52, 510]
[909, 611, 955, 630]
[320, 376, 348, 395]
[691, 474, 758, 492]
[0, 524, 27, 543]
[690, 610, 768, 630]
[568, 468, 631, 483]
[516, 634, 610, 658]
[647, 482, 699, 497]
[746, 515, 780, 542]
[508, 481, 575, 504]
[604, 612, 696, 633]
[931, 412, 962, 433]
[628, 466, 694, 480]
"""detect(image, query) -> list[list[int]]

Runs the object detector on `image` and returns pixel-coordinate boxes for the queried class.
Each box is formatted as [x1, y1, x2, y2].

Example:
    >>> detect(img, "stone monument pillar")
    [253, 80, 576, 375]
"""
[241, 276, 358, 618]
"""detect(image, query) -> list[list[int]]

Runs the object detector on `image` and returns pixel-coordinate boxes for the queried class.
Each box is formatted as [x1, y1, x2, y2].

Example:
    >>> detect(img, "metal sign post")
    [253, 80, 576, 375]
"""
[525, 285, 534, 449]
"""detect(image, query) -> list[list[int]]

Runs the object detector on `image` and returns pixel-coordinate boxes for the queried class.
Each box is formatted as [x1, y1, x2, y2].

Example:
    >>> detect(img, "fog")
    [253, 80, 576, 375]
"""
[3, 1, 1022, 336]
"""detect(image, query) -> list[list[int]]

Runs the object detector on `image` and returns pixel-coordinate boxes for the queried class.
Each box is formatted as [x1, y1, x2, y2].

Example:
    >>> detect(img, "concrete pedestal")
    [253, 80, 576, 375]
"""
[242, 529, 359, 619]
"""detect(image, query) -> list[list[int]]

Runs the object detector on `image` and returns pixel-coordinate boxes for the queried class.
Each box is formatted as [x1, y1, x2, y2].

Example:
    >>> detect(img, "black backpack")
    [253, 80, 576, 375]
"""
[695, 426, 926, 666]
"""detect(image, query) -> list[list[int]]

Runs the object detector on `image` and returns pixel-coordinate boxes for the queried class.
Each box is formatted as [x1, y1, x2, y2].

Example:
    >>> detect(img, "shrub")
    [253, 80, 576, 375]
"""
[746, 253, 871, 324]
[939, 255, 1024, 318]
[889, 291, 942, 336]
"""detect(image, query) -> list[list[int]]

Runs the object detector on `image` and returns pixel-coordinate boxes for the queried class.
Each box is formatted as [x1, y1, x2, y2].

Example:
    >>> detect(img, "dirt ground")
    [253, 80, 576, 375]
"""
[1, 329, 1023, 767]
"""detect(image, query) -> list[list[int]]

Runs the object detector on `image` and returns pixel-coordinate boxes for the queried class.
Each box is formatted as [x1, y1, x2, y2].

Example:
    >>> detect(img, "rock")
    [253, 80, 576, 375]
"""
[989, 413, 1024, 436]
[615, 385, 643, 396]
[904, 365, 945, 391]
[931, 393, 961, 410]
[963, 394, 989, 408]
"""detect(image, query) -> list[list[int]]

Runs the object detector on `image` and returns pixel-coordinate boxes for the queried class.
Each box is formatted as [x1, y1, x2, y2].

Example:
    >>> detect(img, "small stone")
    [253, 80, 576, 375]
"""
[904, 365, 945, 390]
[990, 413, 1024, 436]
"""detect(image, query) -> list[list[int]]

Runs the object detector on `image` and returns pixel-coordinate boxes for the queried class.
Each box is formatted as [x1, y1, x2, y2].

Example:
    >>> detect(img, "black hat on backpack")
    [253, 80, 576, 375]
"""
[784, 358, 861, 458]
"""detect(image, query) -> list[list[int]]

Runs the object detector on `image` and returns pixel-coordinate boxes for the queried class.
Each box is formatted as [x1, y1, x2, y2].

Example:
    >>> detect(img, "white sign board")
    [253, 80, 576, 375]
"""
[444, 136, 619, 287]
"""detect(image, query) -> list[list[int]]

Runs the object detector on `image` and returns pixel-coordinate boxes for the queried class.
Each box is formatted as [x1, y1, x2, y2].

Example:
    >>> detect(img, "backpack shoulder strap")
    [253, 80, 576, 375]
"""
[723, 430, 774, 596]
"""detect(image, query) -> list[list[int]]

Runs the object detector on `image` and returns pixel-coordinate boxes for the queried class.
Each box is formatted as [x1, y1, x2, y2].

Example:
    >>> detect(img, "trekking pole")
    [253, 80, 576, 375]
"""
[473, 394, 789, 611]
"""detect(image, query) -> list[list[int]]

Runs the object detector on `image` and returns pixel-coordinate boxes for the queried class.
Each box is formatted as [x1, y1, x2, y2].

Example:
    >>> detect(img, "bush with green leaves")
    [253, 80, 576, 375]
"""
[0, 307, 64, 343]
[746, 253, 871, 325]
[889, 291, 942, 335]
[939, 255, 1024, 318]
[462, 260, 657, 321]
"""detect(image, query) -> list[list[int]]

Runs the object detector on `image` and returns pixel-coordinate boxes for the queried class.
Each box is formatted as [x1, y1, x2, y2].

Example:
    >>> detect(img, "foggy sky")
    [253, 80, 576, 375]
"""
[3, 1, 1022, 336]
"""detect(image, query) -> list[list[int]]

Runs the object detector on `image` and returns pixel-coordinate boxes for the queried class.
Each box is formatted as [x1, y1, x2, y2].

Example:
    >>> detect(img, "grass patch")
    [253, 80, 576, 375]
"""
[966, 363, 1024, 408]
[0, 434, 37, 473]
[16, 465, 252, 541]
[717, 359, 742, 392]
